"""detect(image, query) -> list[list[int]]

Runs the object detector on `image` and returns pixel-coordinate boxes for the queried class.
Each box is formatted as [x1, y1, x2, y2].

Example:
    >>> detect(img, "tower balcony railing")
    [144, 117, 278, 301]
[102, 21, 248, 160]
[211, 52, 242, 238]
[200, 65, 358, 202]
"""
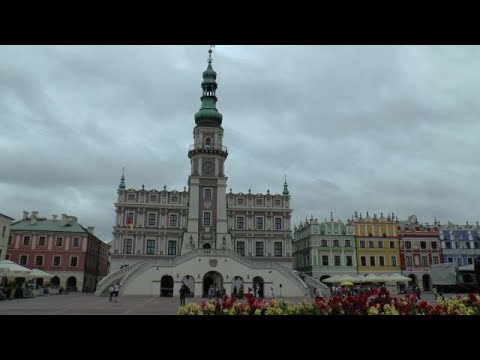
[188, 144, 228, 158]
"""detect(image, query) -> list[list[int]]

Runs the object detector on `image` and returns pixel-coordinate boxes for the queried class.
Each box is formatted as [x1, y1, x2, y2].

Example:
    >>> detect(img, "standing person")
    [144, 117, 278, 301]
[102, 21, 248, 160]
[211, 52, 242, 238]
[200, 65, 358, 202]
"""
[114, 283, 121, 302]
[108, 285, 114, 302]
[270, 286, 275, 299]
[415, 286, 421, 300]
[179, 283, 187, 306]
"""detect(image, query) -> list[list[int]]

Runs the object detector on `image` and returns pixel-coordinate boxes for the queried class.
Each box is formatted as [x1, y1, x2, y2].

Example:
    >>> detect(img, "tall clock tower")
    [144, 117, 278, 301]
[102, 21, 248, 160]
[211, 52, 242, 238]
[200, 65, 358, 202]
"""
[181, 48, 232, 254]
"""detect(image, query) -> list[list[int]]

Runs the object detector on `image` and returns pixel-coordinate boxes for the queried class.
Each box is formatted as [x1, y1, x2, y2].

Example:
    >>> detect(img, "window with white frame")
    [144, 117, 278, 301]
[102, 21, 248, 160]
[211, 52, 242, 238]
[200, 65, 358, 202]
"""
[369, 240, 374, 248]
[35, 255, 43, 266]
[346, 256, 353, 266]
[123, 239, 132, 254]
[391, 256, 397, 266]
[345, 239, 351, 247]
[72, 237, 80, 247]
[370, 256, 376, 266]
[255, 198, 263, 206]
[334, 255, 341, 266]
[467, 257, 473, 265]
[20, 255, 28, 265]
[204, 188, 212, 199]
[322, 255, 329, 266]
[361, 256, 366, 266]
[70, 256, 78, 267]
[379, 256, 385, 266]
[236, 241, 245, 256]
[56, 237, 63, 246]
[169, 214, 178, 227]
[447, 257, 454, 263]
[255, 242, 264, 256]
[446, 242, 452, 249]
[168, 241, 177, 255]
[53, 256, 61, 267]
[146, 239, 155, 255]
[389, 241, 395, 249]
[275, 217, 282, 230]
[203, 212, 211, 226]
[420, 241, 427, 249]
[149, 195, 157, 202]
[378, 240, 383, 248]
[421, 256, 428, 266]
[148, 213, 156, 226]
[126, 212, 134, 226]
[433, 256, 439, 264]
[38, 236, 46, 246]
[274, 199, 281, 206]
[274, 242, 282, 257]
[406, 256, 412, 266]
[236, 216, 244, 230]
[431, 241, 437, 249]
[321, 240, 328, 247]
[171, 196, 178, 203]
[128, 194, 135, 201]
[23, 236, 30, 246]
[360, 240, 365, 248]
[256, 217, 264, 230]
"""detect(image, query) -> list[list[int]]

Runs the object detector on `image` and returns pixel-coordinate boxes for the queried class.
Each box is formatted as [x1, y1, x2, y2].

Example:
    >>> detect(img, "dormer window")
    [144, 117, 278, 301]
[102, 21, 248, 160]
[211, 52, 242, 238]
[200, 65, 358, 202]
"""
[205, 137, 212, 149]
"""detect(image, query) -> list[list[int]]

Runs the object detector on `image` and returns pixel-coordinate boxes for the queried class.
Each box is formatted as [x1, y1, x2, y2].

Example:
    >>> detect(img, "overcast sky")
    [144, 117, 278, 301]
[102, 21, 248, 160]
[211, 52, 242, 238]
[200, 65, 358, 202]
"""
[1, 45, 480, 242]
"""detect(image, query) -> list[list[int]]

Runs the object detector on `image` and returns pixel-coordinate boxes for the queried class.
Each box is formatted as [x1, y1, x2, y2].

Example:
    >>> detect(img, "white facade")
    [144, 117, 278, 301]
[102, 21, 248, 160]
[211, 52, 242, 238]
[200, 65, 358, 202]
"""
[0, 213, 14, 261]
[99, 50, 328, 299]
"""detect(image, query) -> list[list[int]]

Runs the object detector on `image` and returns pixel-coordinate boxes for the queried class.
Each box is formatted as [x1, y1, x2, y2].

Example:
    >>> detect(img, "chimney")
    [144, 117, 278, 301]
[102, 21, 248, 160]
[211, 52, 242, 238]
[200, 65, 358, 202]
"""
[87, 226, 94, 234]
[52, 215, 58, 221]
[31, 211, 39, 225]
[23, 211, 29, 220]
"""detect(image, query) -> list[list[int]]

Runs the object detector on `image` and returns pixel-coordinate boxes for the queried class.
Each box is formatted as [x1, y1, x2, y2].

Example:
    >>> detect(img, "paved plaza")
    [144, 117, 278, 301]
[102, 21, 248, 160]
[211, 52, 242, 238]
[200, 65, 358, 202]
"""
[0, 290, 457, 315]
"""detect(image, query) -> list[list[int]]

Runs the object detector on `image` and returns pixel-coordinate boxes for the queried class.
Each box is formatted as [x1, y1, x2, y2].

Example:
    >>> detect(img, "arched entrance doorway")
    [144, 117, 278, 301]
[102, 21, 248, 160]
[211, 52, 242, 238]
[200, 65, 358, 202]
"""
[182, 275, 195, 297]
[66, 276, 77, 291]
[203, 243, 211, 249]
[52, 276, 60, 287]
[253, 276, 264, 298]
[202, 271, 223, 297]
[160, 275, 174, 297]
[231, 276, 243, 297]
[422, 274, 431, 290]
[408, 274, 417, 287]
[320, 275, 331, 282]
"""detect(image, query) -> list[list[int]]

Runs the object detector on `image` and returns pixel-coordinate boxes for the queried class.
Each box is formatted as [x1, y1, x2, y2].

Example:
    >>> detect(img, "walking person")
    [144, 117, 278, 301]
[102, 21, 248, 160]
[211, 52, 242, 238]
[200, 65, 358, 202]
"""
[108, 285, 114, 302]
[114, 283, 121, 302]
[179, 283, 187, 306]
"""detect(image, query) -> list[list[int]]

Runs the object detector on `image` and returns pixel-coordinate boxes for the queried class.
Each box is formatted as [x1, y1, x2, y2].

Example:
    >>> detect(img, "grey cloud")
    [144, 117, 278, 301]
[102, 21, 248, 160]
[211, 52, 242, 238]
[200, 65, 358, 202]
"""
[1, 45, 480, 241]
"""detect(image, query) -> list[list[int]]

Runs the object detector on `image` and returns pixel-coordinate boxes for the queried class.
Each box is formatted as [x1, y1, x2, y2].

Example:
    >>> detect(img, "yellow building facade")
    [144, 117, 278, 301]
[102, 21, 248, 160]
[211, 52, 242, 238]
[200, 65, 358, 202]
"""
[353, 212, 401, 274]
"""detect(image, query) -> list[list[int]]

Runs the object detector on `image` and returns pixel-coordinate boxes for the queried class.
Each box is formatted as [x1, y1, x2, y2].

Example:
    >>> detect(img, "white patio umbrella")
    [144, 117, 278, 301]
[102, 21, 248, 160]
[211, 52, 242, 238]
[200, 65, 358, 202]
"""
[26, 268, 54, 279]
[0, 260, 33, 277]
[322, 275, 341, 283]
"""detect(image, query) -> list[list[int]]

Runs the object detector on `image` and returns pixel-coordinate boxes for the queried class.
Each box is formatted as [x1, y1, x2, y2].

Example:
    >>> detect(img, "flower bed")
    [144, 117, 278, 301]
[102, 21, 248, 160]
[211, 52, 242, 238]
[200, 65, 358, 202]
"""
[177, 292, 480, 315]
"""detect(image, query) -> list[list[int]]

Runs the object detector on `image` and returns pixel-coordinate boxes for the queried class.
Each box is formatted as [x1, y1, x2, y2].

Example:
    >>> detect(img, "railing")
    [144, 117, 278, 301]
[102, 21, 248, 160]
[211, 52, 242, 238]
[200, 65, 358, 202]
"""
[94, 261, 146, 296]
[300, 273, 330, 299]
[273, 263, 310, 298]
[119, 260, 155, 290]
[188, 144, 228, 153]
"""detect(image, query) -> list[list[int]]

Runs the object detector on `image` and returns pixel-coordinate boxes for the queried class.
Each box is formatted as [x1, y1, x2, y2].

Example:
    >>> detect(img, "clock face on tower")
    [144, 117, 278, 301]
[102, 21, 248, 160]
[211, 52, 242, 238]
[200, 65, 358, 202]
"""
[202, 161, 215, 175]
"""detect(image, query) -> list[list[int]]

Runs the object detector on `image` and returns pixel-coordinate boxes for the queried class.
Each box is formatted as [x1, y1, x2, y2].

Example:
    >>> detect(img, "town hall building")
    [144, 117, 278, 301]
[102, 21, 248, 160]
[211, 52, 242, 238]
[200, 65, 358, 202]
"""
[96, 48, 327, 299]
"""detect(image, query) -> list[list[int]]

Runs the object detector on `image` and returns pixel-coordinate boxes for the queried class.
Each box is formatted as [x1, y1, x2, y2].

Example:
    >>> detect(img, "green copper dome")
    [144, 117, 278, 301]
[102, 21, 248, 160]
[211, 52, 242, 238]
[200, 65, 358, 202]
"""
[195, 48, 223, 127]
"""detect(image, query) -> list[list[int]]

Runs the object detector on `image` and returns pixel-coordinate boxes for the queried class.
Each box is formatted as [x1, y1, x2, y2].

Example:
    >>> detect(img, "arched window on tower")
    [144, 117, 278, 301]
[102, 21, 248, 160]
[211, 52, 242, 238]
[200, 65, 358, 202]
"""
[206, 86, 212, 96]
[205, 137, 212, 149]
